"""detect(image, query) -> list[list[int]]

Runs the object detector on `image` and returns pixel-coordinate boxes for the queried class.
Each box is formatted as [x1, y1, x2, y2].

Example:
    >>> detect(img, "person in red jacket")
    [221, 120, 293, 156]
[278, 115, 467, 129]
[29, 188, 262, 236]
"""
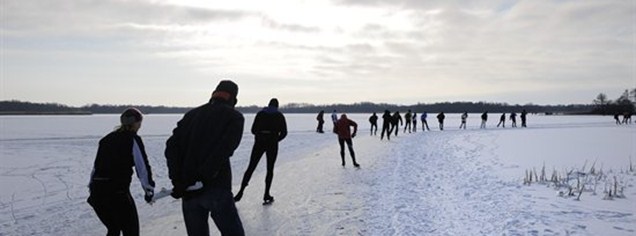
[334, 114, 360, 167]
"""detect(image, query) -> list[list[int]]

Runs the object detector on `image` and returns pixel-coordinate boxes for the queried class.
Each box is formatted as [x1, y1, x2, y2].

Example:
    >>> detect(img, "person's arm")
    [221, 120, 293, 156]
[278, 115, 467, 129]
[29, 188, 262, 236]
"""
[133, 137, 155, 202]
[205, 112, 245, 176]
[351, 119, 358, 137]
[165, 115, 189, 182]
[133, 138, 154, 191]
[278, 113, 287, 141]
[251, 112, 261, 135]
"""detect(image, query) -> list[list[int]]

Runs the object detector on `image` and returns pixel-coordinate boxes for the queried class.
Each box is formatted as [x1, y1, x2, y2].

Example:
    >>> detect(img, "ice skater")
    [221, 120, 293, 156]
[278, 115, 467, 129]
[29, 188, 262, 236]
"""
[331, 109, 338, 132]
[412, 112, 417, 133]
[622, 112, 632, 124]
[437, 112, 445, 130]
[234, 98, 287, 205]
[165, 80, 245, 235]
[510, 112, 517, 128]
[87, 107, 155, 236]
[521, 109, 528, 127]
[480, 112, 488, 129]
[334, 114, 359, 167]
[391, 111, 403, 137]
[380, 110, 392, 140]
[403, 110, 412, 133]
[316, 110, 325, 133]
[497, 113, 506, 128]
[615, 113, 622, 125]
[459, 112, 468, 129]
[369, 112, 378, 135]
[421, 112, 430, 131]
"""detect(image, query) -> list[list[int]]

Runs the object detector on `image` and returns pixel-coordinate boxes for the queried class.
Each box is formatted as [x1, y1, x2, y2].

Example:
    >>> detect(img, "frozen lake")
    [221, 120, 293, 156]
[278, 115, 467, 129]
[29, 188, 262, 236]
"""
[1, 113, 635, 235]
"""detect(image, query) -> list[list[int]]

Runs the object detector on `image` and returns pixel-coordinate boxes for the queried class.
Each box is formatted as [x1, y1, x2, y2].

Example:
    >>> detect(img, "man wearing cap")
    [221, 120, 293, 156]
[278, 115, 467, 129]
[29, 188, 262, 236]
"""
[234, 98, 287, 205]
[165, 80, 245, 235]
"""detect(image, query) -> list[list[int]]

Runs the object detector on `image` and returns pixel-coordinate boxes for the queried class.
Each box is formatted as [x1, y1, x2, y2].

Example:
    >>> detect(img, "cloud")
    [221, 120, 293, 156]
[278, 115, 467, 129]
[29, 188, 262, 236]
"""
[260, 16, 322, 33]
[2, 0, 634, 106]
[2, 0, 252, 35]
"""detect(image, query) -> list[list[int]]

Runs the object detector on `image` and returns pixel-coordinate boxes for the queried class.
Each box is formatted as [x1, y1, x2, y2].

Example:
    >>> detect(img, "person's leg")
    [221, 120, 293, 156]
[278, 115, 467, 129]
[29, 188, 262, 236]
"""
[339, 138, 346, 166]
[235, 141, 266, 201]
[264, 141, 278, 200]
[120, 192, 140, 236]
[345, 138, 358, 166]
[88, 194, 123, 236]
[182, 195, 211, 236]
[208, 188, 245, 236]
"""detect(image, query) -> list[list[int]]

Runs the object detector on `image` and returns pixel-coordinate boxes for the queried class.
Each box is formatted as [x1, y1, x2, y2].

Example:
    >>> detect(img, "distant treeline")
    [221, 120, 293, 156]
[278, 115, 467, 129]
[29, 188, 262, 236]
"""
[0, 100, 602, 115]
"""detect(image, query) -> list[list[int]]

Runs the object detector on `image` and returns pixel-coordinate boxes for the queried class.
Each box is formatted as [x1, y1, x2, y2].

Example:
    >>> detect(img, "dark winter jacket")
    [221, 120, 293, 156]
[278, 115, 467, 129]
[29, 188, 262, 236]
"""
[165, 98, 244, 191]
[252, 107, 287, 142]
[437, 113, 445, 122]
[90, 131, 155, 195]
[391, 112, 403, 125]
[382, 111, 392, 125]
[369, 114, 378, 124]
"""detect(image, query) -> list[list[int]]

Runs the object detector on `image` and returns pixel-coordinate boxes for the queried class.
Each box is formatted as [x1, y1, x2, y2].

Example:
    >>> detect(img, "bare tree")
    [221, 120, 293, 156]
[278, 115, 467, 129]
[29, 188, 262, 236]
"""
[594, 93, 608, 105]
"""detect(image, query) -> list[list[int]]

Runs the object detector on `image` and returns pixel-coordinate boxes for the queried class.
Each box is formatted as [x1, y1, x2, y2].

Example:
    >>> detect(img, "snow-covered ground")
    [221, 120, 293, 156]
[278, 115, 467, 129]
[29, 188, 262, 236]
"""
[1, 113, 634, 235]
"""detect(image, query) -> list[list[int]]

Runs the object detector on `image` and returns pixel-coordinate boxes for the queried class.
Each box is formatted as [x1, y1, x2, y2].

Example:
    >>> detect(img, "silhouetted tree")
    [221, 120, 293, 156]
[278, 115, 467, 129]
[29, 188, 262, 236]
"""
[593, 93, 610, 114]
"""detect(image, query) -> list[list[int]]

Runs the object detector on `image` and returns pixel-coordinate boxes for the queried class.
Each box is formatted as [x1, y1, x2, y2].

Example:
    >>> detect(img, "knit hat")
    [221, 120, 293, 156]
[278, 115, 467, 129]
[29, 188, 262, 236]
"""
[212, 80, 239, 100]
[120, 107, 143, 125]
[268, 98, 279, 108]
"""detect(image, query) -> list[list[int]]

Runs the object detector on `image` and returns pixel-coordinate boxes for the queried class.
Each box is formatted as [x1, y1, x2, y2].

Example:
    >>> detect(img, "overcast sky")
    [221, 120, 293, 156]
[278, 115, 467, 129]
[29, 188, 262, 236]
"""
[2, 0, 634, 107]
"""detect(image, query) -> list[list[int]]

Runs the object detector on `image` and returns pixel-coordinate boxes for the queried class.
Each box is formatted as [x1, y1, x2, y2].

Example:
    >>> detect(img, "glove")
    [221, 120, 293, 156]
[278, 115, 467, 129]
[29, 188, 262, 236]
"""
[144, 190, 154, 204]
[351, 132, 356, 138]
[170, 180, 185, 199]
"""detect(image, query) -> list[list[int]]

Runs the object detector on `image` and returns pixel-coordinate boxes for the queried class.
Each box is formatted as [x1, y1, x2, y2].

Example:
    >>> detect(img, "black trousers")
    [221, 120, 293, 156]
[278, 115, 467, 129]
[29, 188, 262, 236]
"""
[317, 120, 324, 132]
[240, 136, 279, 197]
[338, 138, 357, 165]
[88, 190, 139, 236]
[380, 123, 391, 140]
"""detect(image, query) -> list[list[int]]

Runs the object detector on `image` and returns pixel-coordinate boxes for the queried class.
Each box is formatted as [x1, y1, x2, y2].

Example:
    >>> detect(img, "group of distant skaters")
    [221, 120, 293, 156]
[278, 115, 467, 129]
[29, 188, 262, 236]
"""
[614, 112, 634, 125]
[317, 109, 531, 141]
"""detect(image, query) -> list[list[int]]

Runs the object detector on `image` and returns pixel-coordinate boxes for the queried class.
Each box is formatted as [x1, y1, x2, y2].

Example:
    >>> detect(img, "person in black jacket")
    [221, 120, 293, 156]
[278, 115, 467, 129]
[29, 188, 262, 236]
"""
[234, 98, 287, 204]
[369, 112, 378, 136]
[165, 80, 245, 236]
[380, 110, 392, 140]
[391, 111, 403, 137]
[87, 107, 155, 236]
[497, 113, 506, 128]
[480, 112, 488, 129]
[316, 110, 325, 133]
[521, 109, 528, 127]
[403, 110, 412, 133]
[437, 112, 445, 130]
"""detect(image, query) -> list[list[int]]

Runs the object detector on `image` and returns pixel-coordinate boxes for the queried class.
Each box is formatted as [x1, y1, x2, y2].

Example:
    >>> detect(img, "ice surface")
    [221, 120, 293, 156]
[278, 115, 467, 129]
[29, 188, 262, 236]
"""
[1, 113, 634, 235]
